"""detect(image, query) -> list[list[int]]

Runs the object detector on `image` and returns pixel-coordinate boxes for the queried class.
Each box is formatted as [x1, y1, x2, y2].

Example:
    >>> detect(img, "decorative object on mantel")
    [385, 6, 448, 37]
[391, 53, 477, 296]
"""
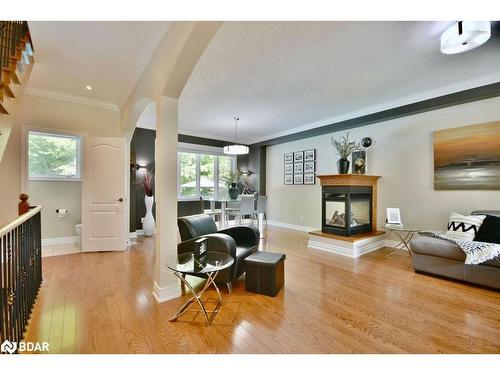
[141, 170, 155, 236]
[434, 121, 500, 190]
[331, 132, 361, 174]
[19, 193, 30, 215]
[284, 148, 316, 185]
[352, 136, 374, 174]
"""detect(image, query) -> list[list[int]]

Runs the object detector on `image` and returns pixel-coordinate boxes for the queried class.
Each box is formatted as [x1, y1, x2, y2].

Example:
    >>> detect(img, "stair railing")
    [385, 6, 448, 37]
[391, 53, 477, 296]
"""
[0, 206, 42, 352]
[0, 21, 32, 71]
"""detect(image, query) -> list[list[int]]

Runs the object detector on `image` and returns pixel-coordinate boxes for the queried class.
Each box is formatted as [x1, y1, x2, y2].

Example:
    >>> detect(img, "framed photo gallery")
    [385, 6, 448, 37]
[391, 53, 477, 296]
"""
[284, 149, 316, 185]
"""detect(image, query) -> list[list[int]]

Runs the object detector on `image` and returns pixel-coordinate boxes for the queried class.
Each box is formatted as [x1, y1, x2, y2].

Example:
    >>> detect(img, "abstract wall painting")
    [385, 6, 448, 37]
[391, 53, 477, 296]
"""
[434, 121, 500, 190]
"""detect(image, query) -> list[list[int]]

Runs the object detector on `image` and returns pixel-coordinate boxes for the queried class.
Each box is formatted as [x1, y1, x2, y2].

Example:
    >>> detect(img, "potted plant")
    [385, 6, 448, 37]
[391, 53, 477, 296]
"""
[331, 132, 361, 174]
[140, 170, 155, 236]
[220, 170, 242, 199]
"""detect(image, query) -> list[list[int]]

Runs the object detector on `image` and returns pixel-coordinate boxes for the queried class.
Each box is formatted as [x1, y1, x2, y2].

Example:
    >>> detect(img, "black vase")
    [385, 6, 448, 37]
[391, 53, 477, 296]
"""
[337, 158, 350, 174]
[228, 183, 239, 199]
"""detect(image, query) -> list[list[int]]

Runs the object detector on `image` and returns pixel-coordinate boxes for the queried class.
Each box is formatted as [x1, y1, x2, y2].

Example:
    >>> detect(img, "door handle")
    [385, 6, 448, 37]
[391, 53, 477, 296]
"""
[114, 198, 127, 203]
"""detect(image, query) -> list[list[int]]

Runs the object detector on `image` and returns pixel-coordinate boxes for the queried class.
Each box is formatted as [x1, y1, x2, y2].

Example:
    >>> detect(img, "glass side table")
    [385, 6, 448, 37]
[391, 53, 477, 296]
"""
[384, 225, 421, 257]
[167, 252, 234, 326]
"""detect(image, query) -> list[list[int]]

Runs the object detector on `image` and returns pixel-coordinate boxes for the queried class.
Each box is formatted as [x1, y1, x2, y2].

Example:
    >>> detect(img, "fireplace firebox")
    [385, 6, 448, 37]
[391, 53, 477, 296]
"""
[322, 186, 373, 236]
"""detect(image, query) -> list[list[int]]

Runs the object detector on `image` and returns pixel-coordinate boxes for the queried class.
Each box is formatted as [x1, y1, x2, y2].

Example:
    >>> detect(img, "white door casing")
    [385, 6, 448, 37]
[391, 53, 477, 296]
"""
[82, 137, 127, 252]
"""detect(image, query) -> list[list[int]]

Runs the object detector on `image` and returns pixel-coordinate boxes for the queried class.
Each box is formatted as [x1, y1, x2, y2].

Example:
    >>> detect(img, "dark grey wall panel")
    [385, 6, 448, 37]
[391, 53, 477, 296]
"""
[252, 82, 500, 147]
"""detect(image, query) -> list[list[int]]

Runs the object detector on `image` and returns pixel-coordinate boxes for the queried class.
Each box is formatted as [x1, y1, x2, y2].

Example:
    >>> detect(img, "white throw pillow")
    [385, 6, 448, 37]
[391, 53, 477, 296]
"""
[446, 213, 486, 241]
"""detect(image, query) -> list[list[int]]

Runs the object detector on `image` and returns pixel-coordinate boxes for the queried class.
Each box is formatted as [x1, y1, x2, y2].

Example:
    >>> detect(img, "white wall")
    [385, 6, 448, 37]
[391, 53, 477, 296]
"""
[28, 181, 82, 239]
[0, 94, 121, 237]
[266, 96, 500, 232]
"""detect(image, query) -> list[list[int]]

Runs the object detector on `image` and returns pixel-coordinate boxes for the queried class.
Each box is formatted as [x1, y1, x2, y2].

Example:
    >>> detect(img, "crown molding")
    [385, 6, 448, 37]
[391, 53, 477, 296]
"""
[24, 86, 120, 111]
[250, 72, 500, 145]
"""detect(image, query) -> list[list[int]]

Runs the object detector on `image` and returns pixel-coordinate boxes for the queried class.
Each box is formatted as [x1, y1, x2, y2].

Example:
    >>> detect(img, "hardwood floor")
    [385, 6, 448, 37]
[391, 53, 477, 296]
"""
[24, 226, 500, 354]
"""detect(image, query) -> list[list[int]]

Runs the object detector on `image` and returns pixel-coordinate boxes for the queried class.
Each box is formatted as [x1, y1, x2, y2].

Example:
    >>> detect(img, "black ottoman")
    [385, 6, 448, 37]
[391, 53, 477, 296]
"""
[244, 252, 286, 296]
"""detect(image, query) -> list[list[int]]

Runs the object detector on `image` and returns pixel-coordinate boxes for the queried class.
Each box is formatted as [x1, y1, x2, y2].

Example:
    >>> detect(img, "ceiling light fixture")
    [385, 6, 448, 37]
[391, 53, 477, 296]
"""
[223, 117, 249, 155]
[440, 21, 491, 55]
[85, 85, 93, 91]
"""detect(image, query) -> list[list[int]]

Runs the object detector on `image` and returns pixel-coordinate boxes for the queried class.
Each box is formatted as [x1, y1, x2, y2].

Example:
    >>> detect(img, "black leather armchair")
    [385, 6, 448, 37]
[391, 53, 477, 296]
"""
[177, 214, 260, 291]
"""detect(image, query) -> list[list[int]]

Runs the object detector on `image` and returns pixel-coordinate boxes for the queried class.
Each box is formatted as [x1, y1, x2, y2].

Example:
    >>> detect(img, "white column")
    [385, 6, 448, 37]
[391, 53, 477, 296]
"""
[153, 96, 181, 303]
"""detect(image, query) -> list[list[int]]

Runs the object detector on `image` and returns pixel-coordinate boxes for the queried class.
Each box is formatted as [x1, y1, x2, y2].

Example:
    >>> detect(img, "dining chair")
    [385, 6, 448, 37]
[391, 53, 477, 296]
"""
[200, 196, 222, 225]
[227, 195, 256, 225]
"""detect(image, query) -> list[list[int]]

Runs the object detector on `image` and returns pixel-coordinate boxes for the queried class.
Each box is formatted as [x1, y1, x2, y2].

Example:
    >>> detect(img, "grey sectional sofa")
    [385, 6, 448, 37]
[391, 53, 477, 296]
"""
[410, 210, 500, 289]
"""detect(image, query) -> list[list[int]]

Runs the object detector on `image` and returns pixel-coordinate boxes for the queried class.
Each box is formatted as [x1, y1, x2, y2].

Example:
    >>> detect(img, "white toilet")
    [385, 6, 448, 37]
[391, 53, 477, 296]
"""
[74, 224, 82, 249]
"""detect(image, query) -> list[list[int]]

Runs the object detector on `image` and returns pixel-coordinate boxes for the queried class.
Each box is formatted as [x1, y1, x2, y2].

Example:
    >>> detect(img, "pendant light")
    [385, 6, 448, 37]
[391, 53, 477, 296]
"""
[440, 21, 491, 55]
[223, 117, 249, 155]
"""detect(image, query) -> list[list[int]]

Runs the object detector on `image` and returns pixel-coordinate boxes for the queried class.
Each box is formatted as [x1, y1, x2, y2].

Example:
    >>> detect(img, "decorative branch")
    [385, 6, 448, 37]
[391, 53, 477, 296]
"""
[331, 132, 361, 159]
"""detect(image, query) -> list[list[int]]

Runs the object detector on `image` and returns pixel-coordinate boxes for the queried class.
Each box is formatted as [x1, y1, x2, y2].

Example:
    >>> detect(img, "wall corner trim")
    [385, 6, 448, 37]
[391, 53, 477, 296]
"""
[152, 282, 181, 304]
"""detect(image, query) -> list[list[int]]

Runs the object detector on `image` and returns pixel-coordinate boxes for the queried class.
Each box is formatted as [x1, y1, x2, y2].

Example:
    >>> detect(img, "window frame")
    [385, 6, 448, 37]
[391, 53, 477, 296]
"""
[27, 130, 83, 182]
[177, 147, 236, 201]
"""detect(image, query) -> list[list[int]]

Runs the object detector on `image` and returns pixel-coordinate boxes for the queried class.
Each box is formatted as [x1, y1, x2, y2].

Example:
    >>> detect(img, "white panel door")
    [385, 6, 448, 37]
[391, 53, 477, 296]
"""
[82, 137, 127, 252]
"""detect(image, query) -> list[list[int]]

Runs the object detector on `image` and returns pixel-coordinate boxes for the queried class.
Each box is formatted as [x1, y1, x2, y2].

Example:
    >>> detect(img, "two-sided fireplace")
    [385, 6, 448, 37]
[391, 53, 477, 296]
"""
[317, 174, 380, 237]
[322, 186, 372, 236]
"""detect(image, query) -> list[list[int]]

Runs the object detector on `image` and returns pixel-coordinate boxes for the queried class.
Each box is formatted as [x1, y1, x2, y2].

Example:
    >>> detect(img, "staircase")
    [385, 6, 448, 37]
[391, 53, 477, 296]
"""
[0, 21, 34, 115]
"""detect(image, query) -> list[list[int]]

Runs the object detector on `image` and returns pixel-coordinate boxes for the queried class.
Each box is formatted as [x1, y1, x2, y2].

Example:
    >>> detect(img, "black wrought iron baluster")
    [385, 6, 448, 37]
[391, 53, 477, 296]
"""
[1, 234, 5, 342]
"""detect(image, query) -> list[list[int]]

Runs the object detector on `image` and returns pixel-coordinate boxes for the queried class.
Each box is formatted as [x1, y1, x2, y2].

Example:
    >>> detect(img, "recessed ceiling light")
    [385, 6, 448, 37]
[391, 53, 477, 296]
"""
[85, 85, 92, 91]
[440, 21, 491, 55]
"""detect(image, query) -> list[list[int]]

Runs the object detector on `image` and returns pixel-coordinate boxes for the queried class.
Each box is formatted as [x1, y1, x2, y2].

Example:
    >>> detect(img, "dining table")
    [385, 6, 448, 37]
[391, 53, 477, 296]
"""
[207, 197, 265, 239]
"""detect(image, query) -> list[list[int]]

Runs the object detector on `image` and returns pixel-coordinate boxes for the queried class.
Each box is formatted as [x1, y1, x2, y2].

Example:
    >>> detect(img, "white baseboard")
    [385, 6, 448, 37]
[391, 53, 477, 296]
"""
[307, 230, 389, 258]
[42, 236, 78, 246]
[153, 282, 181, 303]
[267, 220, 318, 233]
[129, 231, 138, 239]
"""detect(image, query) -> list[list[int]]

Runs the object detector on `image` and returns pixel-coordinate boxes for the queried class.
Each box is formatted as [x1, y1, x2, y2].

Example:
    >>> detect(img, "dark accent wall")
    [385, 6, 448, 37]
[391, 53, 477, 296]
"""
[130, 128, 156, 232]
[129, 130, 264, 230]
[238, 145, 266, 195]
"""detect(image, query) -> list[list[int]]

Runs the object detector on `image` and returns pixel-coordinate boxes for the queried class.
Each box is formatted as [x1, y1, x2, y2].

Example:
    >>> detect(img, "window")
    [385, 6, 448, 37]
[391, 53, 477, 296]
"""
[28, 131, 82, 181]
[178, 150, 236, 199]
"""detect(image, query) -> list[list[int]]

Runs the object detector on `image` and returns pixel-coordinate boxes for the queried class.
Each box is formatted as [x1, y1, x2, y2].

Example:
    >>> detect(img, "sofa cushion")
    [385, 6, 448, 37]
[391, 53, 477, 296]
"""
[411, 235, 500, 268]
[474, 215, 500, 244]
[446, 212, 485, 241]
[411, 236, 465, 261]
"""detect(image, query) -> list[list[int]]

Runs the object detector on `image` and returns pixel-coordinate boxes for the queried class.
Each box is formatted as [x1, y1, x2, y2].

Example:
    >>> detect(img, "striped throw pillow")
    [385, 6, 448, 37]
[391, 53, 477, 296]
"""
[446, 213, 486, 241]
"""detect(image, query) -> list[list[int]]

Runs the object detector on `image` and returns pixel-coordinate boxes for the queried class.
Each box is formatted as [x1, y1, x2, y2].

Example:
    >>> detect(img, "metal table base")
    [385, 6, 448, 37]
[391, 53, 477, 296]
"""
[387, 230, 416, 257]
[169, 269, 223, 327]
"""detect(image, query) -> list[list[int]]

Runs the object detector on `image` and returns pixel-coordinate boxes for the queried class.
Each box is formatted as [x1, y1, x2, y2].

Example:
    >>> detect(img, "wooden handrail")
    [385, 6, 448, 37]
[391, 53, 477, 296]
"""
[0, 205, 42, 237]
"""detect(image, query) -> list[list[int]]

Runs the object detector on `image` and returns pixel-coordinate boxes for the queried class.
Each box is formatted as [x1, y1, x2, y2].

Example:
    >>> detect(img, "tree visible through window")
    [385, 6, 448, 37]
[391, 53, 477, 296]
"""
[179, 152, 197, 197]
[178, 151, 235, 199]
[28, 131, 81, 180]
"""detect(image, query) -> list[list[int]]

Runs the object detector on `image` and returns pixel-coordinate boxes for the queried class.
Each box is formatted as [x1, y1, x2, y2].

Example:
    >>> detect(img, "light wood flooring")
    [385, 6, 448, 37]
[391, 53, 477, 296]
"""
[24, 226, 500, 353]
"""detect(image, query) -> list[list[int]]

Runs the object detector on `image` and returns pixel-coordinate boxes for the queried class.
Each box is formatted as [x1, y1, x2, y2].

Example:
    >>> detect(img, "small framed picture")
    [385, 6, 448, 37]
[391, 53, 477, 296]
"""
[304, 161, 315, 173]
[294, 163, 303, 173]
[386, 208, 402, 224]
[304, 149, 316, 161]
[284, 174, 293, 185]
[284, 153, 294, 164]
[293, 174, 304, 184]
[304, 173, 315, 185]
[284, 164, 293, 174]
[294, 151, 304, 162]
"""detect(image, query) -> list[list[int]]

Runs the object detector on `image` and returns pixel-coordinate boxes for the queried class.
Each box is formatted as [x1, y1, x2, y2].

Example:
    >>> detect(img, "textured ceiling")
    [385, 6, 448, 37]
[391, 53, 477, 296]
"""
[27, 21, 170, 106]
[172, 21, 500, 144]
